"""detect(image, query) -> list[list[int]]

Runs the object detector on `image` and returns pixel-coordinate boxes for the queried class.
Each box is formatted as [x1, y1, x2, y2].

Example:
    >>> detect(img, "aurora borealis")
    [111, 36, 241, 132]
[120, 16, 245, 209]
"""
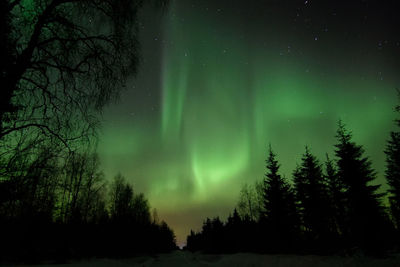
[98, 0, 400, 245]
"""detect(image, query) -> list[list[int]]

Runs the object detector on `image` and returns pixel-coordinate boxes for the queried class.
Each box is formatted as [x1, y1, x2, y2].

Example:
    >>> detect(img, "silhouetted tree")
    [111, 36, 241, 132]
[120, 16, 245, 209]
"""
[0, 133, 65, 219]
[0, 1, 168, 234]
[227, 208, 242, 227]
[262, 145, 299, 251]
[157, 220, 177, 251]
[0, 2, 174, 260]
[187, 229, 202, 252]
[74, 154, 107, 224]
[0, 165, 176, 261]
[0, 144, 60, 221]
[109, 173, 135, 222]
[324, 154, 346, 238]
[56, 152, 106, 223]
[385, 95, 400, 230]
[131, 192, 151, 225]
[1, 0, 168, 144]
[294, 146, 334, 248]
[186, 117, 399, 255]
[105, 173, 176, 256]
[335, 121, 387, 251]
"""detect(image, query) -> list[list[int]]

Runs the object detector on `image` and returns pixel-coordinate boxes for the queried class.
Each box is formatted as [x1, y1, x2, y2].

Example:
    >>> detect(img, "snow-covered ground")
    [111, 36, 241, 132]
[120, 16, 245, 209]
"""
[15, 251, 400, 267]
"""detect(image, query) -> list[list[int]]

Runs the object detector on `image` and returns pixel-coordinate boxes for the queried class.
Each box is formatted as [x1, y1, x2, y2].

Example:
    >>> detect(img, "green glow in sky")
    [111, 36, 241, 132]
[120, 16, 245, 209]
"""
[99, 0, 399, 245]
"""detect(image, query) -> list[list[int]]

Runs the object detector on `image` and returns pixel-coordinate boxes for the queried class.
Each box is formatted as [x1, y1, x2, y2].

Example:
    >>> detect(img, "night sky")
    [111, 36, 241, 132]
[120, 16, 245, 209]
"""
[98, 0, 400, 246]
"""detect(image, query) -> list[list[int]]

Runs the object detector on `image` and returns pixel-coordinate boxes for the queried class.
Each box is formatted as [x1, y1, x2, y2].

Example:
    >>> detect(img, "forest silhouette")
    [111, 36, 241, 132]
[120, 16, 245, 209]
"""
[186, 118, 400, 256]
[1, 0, 400, 264]
[0, 0, 175, 263]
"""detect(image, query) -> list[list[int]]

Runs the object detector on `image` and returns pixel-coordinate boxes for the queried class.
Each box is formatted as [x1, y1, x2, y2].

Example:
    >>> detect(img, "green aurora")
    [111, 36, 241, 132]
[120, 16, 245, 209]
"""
[99, 0, 400, 245]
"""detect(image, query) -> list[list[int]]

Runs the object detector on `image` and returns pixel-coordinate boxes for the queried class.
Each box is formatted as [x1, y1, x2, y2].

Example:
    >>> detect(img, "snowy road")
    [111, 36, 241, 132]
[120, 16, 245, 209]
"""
[14, 251, 400, 267]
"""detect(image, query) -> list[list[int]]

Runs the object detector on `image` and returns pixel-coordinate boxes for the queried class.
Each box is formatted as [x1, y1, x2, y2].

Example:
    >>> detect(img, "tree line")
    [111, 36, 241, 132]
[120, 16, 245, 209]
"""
[186, 103, 400, 256]
[0, 152, 176, 262]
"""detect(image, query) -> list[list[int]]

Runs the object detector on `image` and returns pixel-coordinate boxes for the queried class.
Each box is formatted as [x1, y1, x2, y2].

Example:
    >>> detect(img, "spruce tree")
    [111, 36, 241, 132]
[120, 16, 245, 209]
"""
[324, 154, 346, 237]
[335, 121, 385, 250]
[293, 147, 333, 245]
[385, 99, 400, 230]
[262, 145, 299, 250]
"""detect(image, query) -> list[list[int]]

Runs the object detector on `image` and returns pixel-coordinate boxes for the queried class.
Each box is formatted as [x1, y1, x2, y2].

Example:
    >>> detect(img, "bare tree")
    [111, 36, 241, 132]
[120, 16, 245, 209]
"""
[109, 173, 134, 221]
[237, 182, 263, 221]
[1, 0, 167, 148]
[0, 0, 167, 222]
[55, 151, 106, 223]
[0, 141, 61, 220]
